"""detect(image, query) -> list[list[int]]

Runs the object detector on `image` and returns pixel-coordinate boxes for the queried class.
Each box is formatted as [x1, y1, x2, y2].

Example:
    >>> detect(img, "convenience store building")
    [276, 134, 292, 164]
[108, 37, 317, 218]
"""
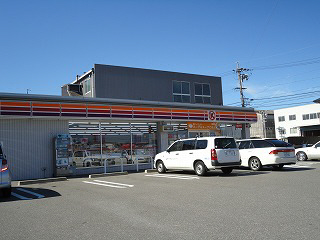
[0, 65, 257, 180]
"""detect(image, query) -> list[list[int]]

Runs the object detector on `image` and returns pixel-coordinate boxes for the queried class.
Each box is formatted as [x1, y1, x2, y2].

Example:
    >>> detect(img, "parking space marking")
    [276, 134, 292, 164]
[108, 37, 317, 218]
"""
[93, 180, 134, 188]
[16, 188, 45, 198]
[11, 192, 32, 200]
[82, 181, 127, 189]
[145, 174, 200, 180]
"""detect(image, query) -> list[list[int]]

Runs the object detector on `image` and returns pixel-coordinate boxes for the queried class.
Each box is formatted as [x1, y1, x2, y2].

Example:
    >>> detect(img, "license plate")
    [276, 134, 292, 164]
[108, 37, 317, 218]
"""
[225, 150, 235, 156]
[284, 152, 291, 157]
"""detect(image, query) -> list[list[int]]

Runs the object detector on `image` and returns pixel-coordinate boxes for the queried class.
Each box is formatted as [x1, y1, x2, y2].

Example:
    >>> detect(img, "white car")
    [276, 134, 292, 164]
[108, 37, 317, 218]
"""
[237, 139, 296, 171]
[0, 143, 11, 198]
[296, 141, 320, 161]
[154, 136, 241, 176]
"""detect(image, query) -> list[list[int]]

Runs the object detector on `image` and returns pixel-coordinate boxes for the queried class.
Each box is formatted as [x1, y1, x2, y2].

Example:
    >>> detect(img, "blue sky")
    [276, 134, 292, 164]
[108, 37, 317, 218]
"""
[1, 0, 320, 110]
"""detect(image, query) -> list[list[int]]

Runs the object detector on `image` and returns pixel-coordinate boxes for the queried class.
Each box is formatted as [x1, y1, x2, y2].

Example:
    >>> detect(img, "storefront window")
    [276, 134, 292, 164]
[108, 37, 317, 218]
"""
[68, 121, 157, 170]
[130, 123, 157, 165]
[69, 121, 102, 168]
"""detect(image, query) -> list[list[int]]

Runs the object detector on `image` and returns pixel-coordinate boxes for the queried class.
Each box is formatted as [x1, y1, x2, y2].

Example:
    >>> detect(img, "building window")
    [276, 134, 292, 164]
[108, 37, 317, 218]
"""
[173, 81, 190, 103]
[310, 113, 317, 119]
[278, 116, 285, 122]
[289, 114, 296, 121]
[302, 114, 310, 120]
[82, 78, 91, 94]
[194, 83, 211, 104]
[290, 128, 297, 134]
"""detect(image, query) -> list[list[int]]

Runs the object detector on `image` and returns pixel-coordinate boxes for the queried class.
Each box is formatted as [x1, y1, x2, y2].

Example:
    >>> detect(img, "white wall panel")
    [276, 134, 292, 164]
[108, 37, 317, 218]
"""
[0, 119, 68, 180]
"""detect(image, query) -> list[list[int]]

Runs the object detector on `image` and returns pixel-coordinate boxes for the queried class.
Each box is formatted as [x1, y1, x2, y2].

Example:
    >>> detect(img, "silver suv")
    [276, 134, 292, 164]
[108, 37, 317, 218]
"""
[0, 143, 11, 198]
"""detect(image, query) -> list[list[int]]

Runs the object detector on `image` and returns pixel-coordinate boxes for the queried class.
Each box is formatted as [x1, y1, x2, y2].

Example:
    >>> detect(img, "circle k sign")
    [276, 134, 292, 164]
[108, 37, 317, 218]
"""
[208, 111, 216, 121]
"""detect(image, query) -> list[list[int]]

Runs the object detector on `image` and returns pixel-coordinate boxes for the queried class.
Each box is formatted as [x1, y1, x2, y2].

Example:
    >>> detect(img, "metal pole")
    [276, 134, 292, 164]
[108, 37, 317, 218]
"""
[236, 62, 247, 139]
[99, 122, 103, 168]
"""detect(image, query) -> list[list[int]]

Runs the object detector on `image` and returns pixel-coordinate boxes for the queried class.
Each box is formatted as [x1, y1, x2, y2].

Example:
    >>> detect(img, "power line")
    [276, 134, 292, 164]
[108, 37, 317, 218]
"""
[250, 0, 280, 60]
[249, 56, 320, 70]
[254, 100, 314, 109]
[225, 89, 320, 106]
[251, 90, 320, 101]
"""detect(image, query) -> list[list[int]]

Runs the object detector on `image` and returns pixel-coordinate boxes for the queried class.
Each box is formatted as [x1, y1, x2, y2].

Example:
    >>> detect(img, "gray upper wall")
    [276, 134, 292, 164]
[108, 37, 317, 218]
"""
[93, 64, 223, 105]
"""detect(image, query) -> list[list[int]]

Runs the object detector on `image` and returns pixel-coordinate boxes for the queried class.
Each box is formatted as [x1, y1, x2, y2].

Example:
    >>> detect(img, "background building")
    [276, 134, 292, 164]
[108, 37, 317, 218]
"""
[250, 110, 275, 138]
[274, 104, 320, 140]
[62, 64, 223, 105]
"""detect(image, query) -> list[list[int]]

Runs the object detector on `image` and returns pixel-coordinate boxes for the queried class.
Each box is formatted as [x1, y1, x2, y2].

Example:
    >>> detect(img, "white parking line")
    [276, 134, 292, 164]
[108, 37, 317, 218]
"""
[16, 188, 45, 198]
[11, 192, 32, 200]
[93, 180, 134, 187]
[145, 174, 200, 180]
[82, 181, 127, 189]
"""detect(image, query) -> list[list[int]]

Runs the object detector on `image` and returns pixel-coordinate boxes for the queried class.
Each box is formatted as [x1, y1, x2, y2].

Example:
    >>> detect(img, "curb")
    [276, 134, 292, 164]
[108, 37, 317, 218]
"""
[17, 177, 68, 186]
[89, 171, 128, 178]
[144, 169, 158, 173]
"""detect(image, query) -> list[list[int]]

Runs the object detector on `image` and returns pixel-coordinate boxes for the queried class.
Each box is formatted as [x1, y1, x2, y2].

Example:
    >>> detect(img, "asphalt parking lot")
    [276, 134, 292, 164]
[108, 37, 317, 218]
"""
[1, 161, 320, 240]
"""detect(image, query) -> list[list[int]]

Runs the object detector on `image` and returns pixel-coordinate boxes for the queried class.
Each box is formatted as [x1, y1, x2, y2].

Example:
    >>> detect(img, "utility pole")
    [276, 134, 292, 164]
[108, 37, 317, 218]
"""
[235, 62, 251, 139]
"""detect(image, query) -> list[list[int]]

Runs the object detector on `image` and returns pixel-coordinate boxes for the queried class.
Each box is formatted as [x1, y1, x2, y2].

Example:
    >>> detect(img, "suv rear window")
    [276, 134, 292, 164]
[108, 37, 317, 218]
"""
[215, 138, 237, 149]
[265, 139, 292, 147]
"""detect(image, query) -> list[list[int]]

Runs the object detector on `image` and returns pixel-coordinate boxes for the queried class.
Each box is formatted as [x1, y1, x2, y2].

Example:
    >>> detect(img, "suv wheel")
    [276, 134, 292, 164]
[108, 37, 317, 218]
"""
[296, 151, 307, 161]
[194, 161, 207, 176]
[156, 161, 166, 173]
[249, 157, 262, 171]
[221, 167, 233, 174]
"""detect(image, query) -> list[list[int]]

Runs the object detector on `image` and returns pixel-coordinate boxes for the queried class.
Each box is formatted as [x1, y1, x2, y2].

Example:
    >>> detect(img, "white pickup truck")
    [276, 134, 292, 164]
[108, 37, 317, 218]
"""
[296, 141, 320, 161]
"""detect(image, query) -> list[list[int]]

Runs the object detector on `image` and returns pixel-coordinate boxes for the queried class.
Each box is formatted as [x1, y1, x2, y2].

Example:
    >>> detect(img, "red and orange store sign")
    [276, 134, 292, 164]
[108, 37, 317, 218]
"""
[0, 100, 257, 123]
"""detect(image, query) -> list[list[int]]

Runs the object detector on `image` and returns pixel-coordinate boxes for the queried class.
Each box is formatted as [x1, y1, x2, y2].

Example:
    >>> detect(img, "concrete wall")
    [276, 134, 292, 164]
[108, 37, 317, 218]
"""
[94, 64, 223, 105]
[0, 119, 69, 180]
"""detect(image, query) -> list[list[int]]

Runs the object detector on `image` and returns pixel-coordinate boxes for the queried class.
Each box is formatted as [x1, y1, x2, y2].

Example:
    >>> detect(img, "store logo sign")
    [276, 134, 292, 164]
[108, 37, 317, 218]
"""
[208, 111, 216, 121]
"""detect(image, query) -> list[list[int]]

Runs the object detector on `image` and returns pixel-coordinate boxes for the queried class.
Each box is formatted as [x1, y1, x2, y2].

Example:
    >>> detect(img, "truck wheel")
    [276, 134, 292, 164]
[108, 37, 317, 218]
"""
[194, 161, 207, 176]
[156, 160, 166, 173]
[83, 160, 92, 167]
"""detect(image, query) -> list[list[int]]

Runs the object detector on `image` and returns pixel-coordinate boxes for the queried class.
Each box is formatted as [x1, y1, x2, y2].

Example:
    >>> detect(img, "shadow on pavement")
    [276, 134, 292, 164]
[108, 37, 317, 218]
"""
[0, 187, 61, 202]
